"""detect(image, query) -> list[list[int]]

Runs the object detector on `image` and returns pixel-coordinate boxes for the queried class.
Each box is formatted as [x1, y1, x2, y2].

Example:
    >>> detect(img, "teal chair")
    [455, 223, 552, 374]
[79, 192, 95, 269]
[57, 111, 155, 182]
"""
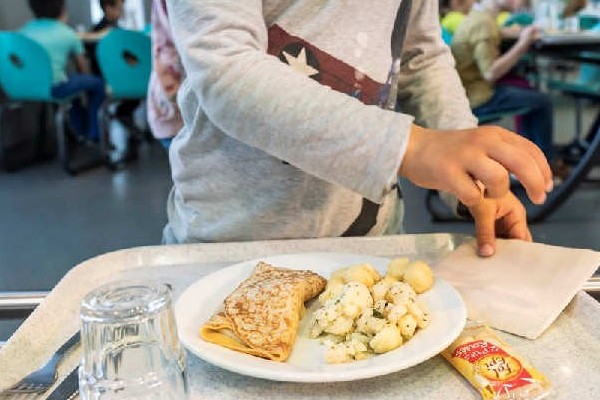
[0, 32, 52, 100]
[95, 29, 151, 164]
[579, 15, 600, 31]
[441, 26, 453, 46]
[96, 29, 151, 99]
[0, 32, 103, 174]
[502, 13, 534, 27]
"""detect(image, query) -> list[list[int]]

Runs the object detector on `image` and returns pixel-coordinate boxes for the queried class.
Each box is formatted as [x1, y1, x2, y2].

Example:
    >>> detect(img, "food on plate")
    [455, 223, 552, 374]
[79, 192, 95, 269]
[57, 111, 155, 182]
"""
[200, 261, 327, 361]
[386, 257, 410, 280]
[442, 323, 551, 400]
[319, 263, 381, 304]
[403, 260, 435, 294]
[309, 258, 434, 363]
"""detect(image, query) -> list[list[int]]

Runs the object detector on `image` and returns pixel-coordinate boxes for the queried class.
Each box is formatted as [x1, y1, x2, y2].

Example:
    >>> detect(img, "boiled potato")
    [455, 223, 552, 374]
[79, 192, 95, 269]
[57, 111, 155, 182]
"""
[403, 260, 434, 294]
[369, 324, 403, 353]
[386, 257, 410, 281]
[342, 263, 381, 288]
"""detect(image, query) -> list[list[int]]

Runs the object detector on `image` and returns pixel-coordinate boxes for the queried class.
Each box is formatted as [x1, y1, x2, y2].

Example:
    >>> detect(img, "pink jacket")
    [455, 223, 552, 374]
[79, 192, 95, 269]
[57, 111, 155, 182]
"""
[147, 0, 184, 139]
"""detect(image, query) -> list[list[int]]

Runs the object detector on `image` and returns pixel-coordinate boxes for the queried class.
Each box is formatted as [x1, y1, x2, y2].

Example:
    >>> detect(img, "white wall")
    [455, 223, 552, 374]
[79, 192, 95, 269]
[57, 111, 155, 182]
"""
[0, 1, 33, 31]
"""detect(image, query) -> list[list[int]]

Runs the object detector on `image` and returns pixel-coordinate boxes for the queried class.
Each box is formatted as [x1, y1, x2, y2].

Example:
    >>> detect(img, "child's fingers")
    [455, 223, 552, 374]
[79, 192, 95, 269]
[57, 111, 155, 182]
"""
[445, 169, 485, 207]
[497, 129, 553, 190]
[488, 143, 547, 205]
[465, 157, 509, 199]
[472, 203, 497, 257]
[501, 207, 530, 241]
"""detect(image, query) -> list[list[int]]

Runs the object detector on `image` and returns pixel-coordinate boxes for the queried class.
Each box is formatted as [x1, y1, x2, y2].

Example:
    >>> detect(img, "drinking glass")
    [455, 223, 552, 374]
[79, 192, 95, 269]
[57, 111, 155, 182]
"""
[78, 280, 188, 399]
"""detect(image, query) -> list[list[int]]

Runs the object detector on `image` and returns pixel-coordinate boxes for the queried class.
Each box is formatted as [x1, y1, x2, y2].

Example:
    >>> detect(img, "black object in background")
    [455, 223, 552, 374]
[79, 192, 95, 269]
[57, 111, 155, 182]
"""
[0, 90, 57, 172]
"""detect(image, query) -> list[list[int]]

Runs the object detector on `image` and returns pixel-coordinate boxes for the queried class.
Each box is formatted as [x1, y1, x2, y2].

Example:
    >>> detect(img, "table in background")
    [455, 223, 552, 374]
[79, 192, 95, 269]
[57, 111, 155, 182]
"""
[501, 32, 600, 222]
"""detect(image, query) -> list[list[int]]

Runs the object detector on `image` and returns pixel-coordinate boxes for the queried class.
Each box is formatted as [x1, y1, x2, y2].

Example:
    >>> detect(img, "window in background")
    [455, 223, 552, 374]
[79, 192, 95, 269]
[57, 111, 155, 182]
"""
[90, 0, 145, 30]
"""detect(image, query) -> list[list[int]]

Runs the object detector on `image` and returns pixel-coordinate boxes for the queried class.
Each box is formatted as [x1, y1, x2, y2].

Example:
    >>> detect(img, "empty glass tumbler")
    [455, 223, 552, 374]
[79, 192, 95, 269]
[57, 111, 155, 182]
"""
[78, 280, 188, 399]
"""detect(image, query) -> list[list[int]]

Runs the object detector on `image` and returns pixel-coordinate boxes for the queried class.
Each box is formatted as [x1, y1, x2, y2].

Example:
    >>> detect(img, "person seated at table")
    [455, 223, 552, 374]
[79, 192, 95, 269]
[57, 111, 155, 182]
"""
[88, 0, 124, 76]
[440, 0, 515, 39]
[147, 0, 184, 151]
[92, 0, 125, 33]
[451, 0, 570, 179]
[21, 0, 105, 143]
[562, 0, 588, 19]
[91, 0, 144, 162]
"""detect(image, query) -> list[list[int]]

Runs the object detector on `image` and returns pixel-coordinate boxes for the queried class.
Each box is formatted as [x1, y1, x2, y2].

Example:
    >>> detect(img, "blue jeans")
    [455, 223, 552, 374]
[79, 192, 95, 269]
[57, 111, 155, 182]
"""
[51, 74, 105, 141]
[473, 85, 554, 160]
[159, 138, 172, 150]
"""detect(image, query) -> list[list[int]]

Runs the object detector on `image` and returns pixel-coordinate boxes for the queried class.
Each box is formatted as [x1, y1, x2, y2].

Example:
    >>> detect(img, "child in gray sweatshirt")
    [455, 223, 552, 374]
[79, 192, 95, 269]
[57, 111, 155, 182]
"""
[163, 0, 552, 257]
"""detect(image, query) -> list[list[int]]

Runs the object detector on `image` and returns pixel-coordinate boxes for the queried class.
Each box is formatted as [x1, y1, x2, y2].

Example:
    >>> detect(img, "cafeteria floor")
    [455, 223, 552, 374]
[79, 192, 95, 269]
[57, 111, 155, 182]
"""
[1, 94, 600, 340]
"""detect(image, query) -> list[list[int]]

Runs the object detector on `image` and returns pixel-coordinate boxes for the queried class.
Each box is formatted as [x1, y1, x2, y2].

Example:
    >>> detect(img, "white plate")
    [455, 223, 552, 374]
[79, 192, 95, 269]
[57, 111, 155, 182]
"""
[175, 252, 466, 382]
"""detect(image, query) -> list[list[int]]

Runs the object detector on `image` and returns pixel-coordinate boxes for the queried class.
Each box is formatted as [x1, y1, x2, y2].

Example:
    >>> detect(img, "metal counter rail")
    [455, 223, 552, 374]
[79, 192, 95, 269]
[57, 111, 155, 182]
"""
[0, 291, 48, 312]
[0, 277, 598, 315]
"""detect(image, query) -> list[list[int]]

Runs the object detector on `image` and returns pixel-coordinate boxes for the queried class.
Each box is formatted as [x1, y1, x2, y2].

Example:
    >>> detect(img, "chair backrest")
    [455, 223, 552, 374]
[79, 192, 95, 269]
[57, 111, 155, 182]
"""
[441, 26, 453, 46]
[96, 29, 151, 99]
[0, 32, 53, 101]
[579, 15, 600, 31]
[502, 12, 533, 27]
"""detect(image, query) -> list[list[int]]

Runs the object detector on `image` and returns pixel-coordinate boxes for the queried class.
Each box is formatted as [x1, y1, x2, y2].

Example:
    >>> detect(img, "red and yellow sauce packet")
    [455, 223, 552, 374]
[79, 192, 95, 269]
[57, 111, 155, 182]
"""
[442, 323, 551, 399]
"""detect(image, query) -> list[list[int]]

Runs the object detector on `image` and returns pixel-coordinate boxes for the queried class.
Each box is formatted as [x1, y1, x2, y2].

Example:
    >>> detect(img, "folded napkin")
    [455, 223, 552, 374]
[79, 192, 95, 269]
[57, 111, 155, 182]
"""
[433, 239, 600, 339]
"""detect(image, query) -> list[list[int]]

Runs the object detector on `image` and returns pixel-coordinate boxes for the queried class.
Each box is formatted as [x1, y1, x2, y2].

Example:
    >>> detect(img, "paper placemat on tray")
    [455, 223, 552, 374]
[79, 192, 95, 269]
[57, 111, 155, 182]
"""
[433, 239, 600, 339]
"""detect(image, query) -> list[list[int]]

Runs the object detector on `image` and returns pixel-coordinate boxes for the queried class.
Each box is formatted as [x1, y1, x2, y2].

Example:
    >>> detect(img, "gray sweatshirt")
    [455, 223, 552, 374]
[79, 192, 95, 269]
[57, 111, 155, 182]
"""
[164, 0, 476, 244]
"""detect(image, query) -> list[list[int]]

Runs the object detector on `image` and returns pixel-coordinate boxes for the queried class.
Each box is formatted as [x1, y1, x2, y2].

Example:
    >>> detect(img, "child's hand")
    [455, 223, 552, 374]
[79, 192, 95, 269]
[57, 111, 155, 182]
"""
[468, 192, 532, 257]
[399, 125, 552, 208]
[517, 25, 541, 47]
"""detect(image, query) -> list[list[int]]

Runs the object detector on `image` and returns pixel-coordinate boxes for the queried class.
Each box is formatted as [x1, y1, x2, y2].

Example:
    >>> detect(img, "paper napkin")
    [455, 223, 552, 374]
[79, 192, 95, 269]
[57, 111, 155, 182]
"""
[433, 239, 600, 339]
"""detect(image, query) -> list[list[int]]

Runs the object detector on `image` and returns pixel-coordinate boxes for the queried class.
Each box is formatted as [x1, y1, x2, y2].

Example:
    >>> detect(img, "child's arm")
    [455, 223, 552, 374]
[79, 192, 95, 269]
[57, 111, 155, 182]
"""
[400, 124, 552, 208]
[399, 124, 551, 257]
[396, 0, 477, 131]
[482, 26, 539, 82]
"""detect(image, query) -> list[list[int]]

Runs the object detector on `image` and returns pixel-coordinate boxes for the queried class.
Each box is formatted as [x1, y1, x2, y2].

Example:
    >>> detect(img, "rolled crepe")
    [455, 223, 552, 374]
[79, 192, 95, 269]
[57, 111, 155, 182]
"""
[200, 261, 327, 361]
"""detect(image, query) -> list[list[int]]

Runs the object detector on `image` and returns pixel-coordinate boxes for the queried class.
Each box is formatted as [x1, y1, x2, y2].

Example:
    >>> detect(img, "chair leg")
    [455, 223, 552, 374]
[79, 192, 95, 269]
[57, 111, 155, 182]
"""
[563, 97, 592, 166]
[575, 98, 583, 143]
[574, 97, 591, 151]
[55, 104, 75, 175]
[100, 102, 110, 155]
[102, 102, 119, 170]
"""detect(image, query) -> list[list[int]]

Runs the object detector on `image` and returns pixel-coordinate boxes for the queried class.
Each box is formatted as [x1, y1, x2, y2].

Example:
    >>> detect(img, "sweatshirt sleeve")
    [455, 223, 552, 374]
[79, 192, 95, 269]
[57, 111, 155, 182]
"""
[395, 0, 478, 215]
[396, 0, 478, 130]
[166, 0, 414, 203]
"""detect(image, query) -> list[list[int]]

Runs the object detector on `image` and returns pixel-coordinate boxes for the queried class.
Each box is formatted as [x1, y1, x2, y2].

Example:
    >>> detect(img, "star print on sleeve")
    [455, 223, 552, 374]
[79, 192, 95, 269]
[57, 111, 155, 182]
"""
[282, 47, 319, 78]
[267, 25, 383, 105]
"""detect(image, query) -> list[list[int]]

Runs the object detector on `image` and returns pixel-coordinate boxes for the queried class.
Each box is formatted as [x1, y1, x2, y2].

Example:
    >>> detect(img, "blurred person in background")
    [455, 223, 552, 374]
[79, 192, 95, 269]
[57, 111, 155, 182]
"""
[88, 0, 125, 75]
[90, 0, 144, 162]
[562, 0, 587, 17]
[451, 0, 570, 180]
[21, 0, 105, 142]
[147, 0, 184, 150]
[92, 0, 125, 33]
[441, 0, 475, 35]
